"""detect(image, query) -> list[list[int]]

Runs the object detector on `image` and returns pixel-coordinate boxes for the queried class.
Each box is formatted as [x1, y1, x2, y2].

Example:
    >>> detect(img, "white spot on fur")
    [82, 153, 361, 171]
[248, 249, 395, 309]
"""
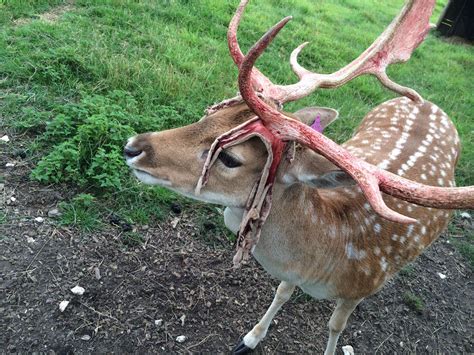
[345, 243, 367, 260]
[374, 223, 381, 234]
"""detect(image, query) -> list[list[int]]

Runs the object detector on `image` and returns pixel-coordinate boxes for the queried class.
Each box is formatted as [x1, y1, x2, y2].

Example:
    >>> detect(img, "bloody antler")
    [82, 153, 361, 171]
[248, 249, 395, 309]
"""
[236, 7, 474, 224]
[228, 0, 434, 104]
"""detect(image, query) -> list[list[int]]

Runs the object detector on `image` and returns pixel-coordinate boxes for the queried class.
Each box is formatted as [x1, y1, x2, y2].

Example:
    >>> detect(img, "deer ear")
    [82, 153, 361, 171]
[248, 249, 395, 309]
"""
[304, 170, 356, 189]
[292, 107, 339, 129]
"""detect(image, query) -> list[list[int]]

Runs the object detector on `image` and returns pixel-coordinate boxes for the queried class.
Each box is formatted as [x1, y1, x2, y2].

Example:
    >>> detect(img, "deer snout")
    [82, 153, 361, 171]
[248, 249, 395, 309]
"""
[124, 134, 153, 162]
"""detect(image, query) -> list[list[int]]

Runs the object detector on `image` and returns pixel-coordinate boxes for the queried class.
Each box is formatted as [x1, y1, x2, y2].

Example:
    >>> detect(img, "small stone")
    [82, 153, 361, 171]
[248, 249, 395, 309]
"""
[176, 335, 186, 343]
[400, 341, 404, 347]
[460, 212, 471, 220]
[171, 217, 180, 229]
[154, 319, 163, 327]
[81, 335, 91, 341]
[70, 285, 85, 295]
[342, 345, 354, 355]
[437, 272, 447, 279]
[1, 135, 10, 142]
[48, 208, 61, 218]
[10, 197, 17, 202]
[94, 267, 101, 280]
[34, 217, 44, 223]
[180, 314, 186, 326]
[26, 237, 35, 244]
[59, 300, 69, 312]
[5, 163, 15, 167]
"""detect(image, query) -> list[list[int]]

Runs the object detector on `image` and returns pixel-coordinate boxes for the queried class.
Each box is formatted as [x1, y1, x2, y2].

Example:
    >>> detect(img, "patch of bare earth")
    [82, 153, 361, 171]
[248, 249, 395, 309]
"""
[13, 1, 75, 26]
[1, 137, 473, 354]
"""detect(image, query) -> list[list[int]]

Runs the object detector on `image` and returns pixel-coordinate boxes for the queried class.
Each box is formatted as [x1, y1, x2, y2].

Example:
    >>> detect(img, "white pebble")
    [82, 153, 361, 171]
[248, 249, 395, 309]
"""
[437, 272, 447, 279]
[81, 335, 91, 341]
[1, 135, 10, 142]
[342, 345, 354, 355]
[34, 217, 44, 223]
[171, 217, 180, 228]
[154, 319, 163, 327]
[460, 212, 471, 220]
[10, 197, 17, 202]
[70, 285, 85, 295]
[6, 163, 15, 167]
[59, 300, 70, 312]
[176, 335, 186, 343]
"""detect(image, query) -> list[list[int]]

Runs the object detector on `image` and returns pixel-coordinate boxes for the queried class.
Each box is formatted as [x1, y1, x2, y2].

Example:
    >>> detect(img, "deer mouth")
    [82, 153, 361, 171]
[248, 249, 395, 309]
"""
[131, 168, 172, 187]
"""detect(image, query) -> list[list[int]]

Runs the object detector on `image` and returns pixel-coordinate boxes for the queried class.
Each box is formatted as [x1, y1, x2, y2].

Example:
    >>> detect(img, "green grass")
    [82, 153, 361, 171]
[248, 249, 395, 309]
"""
[451, 233, 474, 270]
[0, 0, 67, 25]
[0, 211, 6, 225]
[402, 291, 425, 314]
[1, 0, 473, 236]
[399, 264, 415, 278]
[58, 193, 103, 232]
[121, 231, 144, 247]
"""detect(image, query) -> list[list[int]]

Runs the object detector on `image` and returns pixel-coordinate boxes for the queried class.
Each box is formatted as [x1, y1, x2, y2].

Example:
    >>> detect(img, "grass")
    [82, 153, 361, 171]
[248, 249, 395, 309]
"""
[446, 212, 474, 269]
[58, 193, 103, 232]
[399, 264, 415, 278]
[402, 291, 425, 314]
[1, 0, 473, 235]
[0, 0, 67, 25]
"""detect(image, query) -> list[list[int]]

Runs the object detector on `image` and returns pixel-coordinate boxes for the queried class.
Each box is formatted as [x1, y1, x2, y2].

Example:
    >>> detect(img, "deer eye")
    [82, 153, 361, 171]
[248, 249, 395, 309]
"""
[218, 150, 242, 168]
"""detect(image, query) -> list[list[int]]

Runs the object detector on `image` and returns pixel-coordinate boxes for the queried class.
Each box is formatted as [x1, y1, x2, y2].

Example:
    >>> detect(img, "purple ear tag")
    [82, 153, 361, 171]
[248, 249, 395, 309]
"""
[310, 114, 323, 133]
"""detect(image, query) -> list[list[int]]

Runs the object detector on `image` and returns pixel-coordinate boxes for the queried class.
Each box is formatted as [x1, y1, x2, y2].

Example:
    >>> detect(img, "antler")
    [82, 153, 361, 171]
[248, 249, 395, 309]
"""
[236, 9, 474, 224]
[229, 0, 434, 104]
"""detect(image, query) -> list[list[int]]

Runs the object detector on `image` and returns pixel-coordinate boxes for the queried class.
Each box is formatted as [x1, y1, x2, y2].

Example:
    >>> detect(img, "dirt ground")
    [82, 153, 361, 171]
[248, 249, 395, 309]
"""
[1, 142, 473, 354]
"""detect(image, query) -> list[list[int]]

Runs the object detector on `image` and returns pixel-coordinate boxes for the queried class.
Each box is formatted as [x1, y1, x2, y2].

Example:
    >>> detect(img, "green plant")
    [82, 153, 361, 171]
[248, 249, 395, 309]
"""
[121, 231, 144, 247]
[194, 205, 234, 245]
[0, 212, 6, 225]
[451, 234, 474, 271]
[58, 193, 102, 232]
[399, 264, 415, 278]
[403, 291, 425, 314]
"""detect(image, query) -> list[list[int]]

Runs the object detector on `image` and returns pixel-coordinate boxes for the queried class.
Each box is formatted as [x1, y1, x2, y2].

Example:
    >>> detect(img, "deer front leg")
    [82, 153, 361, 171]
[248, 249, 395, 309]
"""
[324, 298, 361, 355]
[233, 281, 295, 354]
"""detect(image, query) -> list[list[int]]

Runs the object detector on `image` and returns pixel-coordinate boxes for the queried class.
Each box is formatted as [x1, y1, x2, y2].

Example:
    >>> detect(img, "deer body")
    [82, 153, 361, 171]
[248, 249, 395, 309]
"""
[124, 0, 473, 352]
[225, 97, 458, 302]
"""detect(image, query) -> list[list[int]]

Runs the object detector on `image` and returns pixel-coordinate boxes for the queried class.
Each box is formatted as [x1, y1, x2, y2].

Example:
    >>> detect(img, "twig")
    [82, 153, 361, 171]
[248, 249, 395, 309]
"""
[185, 333, 218, 351]
[25, 229, 56, 271]
[374, 332, 393, 353]
[80, 302, 120, 323]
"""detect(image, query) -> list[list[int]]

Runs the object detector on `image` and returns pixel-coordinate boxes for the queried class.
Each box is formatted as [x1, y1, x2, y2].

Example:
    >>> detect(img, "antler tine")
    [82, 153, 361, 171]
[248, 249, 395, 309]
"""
[228, 0, 276, 93]
[227, 0, 248, 67]
[289, 42, 311, 79]
[238, 15, 474, 223]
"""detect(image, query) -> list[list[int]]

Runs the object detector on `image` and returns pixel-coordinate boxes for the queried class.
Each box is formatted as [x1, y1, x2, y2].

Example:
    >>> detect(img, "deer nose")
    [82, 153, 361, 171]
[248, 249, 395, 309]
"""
[124, 145, 143, 159]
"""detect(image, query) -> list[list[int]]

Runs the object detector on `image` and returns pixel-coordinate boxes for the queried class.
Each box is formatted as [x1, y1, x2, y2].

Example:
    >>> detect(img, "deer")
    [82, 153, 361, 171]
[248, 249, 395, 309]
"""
[124, 0, 474, 353]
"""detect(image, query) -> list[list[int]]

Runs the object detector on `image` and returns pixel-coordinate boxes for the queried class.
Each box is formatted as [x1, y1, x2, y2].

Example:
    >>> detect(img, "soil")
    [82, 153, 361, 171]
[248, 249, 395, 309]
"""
[1, 140, 473, 354]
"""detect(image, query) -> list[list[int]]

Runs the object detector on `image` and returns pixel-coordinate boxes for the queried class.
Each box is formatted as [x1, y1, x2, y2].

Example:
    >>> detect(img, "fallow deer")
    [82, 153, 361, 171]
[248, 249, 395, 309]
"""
[124, 0, 474, 353]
